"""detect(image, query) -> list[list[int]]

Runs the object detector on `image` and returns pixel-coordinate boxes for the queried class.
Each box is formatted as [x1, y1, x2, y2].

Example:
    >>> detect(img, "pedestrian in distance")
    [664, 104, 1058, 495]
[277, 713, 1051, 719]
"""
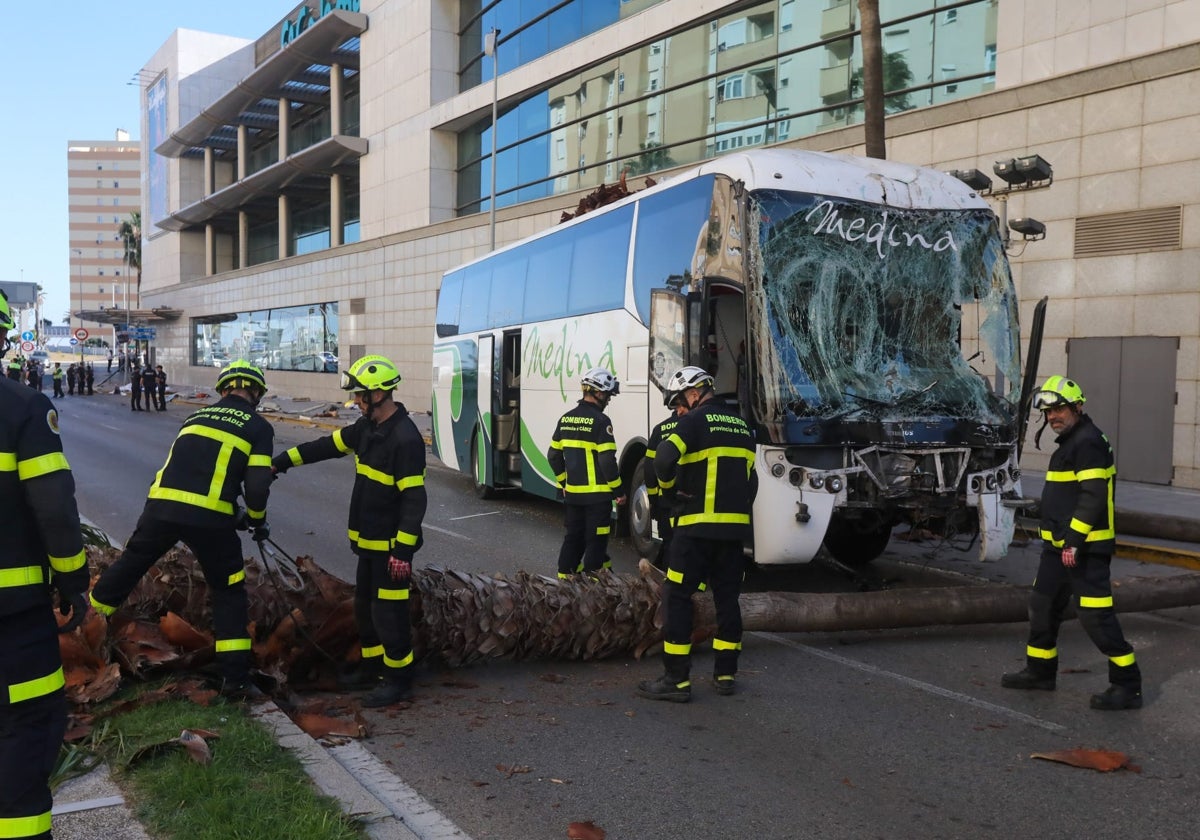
[638, 366, 756, 703]
[107, 348, 113, 372]
[90, 361, 275, 699]
[0, 290, 90, 837]
[273, 355, 427, 708]
[547, 368, 623, 579]
[642, 385, 691, 570]
[140, 364, 158, 411]
[51, 364, 64, 399]
[1001, 375, 1142, 710]
[155, 364, 167, 410]
[129, 363, 143, 411]
[86, 362, 95, 396]
[66, 363, 76, 396]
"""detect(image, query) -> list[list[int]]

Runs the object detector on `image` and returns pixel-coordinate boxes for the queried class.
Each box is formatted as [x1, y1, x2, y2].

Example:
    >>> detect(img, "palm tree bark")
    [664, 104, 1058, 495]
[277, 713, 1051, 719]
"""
[858, 0, 886, 159]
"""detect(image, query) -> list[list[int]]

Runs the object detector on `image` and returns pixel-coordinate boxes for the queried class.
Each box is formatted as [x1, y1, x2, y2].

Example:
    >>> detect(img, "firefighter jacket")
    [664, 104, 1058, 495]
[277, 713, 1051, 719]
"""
[141, 368, 158, 393]
[0, 378, 88, 621]
[1039, 413, 1116, 555]
[547, 399, 621, 505]
[654, 397, 757, 540]
[273, 404, 427, 559]
[143, 393, 275, 528]
[643, 413, 683, 514]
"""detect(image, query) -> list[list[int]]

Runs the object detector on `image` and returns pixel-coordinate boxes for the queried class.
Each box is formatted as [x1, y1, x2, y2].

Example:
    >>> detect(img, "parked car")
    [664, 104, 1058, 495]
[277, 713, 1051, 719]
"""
[29, 349, 50, 368]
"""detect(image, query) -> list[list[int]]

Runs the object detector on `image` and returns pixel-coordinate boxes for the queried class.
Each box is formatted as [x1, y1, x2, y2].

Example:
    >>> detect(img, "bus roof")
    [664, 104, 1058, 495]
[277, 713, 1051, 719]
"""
[446, 148, 990, 277]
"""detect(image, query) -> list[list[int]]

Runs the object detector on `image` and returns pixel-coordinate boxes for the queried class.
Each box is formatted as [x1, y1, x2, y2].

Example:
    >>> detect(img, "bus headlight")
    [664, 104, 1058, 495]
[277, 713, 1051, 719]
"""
[771, 463, 785, 478]
[809, 474, 825, 490]
[826, 476, 843, 493]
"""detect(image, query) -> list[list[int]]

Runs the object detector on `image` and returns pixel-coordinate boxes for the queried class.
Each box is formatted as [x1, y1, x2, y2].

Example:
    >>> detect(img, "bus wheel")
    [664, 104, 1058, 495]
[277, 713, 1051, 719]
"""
[628, 461, 657, 559]
[822, 516, 891, 568]
[470, 431, 494, 500]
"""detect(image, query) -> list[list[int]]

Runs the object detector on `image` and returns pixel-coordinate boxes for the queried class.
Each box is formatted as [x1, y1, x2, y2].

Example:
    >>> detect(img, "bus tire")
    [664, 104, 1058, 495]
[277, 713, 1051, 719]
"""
[470, 430, 494, 500]
[822, 516, 891, 568]
[628, 460, 658, 559]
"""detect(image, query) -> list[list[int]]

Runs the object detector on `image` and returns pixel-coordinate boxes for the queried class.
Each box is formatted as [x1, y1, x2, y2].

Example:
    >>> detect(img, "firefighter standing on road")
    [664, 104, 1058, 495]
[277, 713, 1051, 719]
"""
[642, 386, 690, 569]
[638, 366, 756, 703]
[0, 289, 90, 838]
[273, 355, 427, 708]
[90, 361, 275, 698]
[1001, 375, 1142, 710]
[547, 368, 623, 579]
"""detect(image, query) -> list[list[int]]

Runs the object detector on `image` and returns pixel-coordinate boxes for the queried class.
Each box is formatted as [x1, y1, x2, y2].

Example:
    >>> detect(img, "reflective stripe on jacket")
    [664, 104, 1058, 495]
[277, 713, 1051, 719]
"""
[1039, 414, 1116, 555]
[547, 399, 620, 505]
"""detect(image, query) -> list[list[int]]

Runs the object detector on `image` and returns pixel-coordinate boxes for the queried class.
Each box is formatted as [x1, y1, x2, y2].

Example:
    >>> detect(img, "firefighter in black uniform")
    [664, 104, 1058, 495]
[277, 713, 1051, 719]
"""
[0, 289, 90, 839]
[140, 364, 158, 412]
[642, 386, 690, 569]
[547, 367, 623, 578]
[129, 363, 143, 411]
[155, 364, 167, 410]
[273, 355, 427, 708]
[638, 366, 756, 702]
[90, 361, 274, 698]
[1002, 375, 1142, 710]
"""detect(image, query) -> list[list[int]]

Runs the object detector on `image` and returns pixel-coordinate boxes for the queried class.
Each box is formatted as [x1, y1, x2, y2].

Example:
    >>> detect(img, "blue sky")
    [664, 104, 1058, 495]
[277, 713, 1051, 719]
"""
[0, 2, 294, 327]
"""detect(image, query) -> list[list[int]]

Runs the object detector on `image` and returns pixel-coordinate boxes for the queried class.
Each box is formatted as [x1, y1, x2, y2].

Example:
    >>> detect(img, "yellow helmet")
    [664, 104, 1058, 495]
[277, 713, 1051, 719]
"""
[216, 360, 267, 394]
[0, 289, 13, 332]
[1032, 375, 1085, 410]
[341, 355, 402, 392]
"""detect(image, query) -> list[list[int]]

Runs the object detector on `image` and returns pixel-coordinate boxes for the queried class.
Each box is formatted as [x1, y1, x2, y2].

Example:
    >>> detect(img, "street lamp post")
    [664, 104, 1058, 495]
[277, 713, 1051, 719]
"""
[72, 249, 84, 364]
[484, 27, 501, 251]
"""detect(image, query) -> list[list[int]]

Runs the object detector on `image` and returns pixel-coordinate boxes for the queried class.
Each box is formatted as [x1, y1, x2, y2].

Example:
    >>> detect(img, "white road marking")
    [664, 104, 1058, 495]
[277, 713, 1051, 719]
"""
[425, 524, 472, 541]
[754, 631, 1067, 733]
[447, 511, 500, 521]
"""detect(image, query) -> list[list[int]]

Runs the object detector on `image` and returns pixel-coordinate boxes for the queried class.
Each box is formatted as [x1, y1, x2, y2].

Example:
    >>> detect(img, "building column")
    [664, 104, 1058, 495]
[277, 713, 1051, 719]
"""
[278, 97, 291, 159]
[204, 146, 214, 195]
[330, 63, 343, 135]
[278, 194, 290, 260]
[237, 125, 248, 181]
[330, 172, 343, 248]
[238, 210, 249, 269]
[205, 223, 216, 275]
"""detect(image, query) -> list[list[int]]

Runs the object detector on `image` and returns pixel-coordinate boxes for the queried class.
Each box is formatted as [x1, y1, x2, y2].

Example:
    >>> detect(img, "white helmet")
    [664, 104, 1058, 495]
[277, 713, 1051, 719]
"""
[666, 366, 714, 396]
[581, 367, 620, 395]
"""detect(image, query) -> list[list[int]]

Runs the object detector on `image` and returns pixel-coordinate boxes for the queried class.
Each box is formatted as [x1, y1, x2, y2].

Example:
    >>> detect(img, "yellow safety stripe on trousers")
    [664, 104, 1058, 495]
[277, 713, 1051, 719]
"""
[596, 524, 611, 536]
[50, 549, 87, 574]
[377, 586, 410, 600]
[712, 638, 742, 651]
[646, 486, 659, 497]
[0, 565, 44, 588]
[215, 638, 252, 652]
[1110, 652, 1136, 667]
[90, 593, 117, 615]
[348, 529, 392, 551]
[394, 529, 418, 547]
[17, 451, 70, 480]
[1026, 645, 1057, 659]
[0, 811, 52, 838]
[245, 505, 266, 519]
[663, 640, 692, 656]
[248, 453, 273, 468]
[666, 568, 684, 583]
[1078, 594, 1114, 609]
[228, 569, 246, 585]
[396, 472, 426, 491]
[0, 451, 15, 471]
[361, 644, 385, 658]
[384, 651, 414, 669]
[8, 666, 65, 704]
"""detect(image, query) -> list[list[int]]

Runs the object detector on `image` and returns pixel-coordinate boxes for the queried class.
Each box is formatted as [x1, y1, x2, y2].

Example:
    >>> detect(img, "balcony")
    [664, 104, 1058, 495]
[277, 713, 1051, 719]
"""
[819, 62, 851, 100]
[821, 0, 854, 39]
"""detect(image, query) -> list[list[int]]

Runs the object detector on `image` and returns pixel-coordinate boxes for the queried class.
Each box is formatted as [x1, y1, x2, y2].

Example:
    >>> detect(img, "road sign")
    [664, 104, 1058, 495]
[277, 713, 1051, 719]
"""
[69, 338, 79, 346]
[20, 341, 34, 352]
[129, 327, 157, 341]
[21, 331, 33, 342]
[74, 327, 89, 341]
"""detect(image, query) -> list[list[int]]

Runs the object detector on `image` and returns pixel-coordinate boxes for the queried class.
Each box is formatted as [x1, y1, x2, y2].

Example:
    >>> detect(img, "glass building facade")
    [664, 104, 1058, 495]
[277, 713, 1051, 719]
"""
[192, 302, 339, 373]
[457, 0, 997, 214]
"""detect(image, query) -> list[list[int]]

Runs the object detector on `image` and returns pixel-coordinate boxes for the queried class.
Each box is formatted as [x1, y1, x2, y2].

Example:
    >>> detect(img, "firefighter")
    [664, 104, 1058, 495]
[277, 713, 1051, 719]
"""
[90, 361, 274, 699]
[547, 367, 623, 578]
[638, 366, 756, 702]
[272, 355, 427, 707]
[0, 289, 90, 838]
[6, 355, 21, 380]
[1002, 375, 1142, 710]
[129, 363, 143, 411]
[140, 363, 158, 412]
[155, 364, 167, 410]
[642, 385, 690, 570]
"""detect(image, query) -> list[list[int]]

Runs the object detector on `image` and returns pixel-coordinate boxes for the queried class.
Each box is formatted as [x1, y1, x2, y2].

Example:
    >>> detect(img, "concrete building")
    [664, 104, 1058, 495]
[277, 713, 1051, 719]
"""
[136, 0, 1200, 488]
[67, 131, 141, 347]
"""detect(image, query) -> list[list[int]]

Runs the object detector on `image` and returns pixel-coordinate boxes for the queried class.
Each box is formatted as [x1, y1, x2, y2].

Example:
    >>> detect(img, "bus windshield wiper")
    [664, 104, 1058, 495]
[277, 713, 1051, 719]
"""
[886, 379, 939, 408]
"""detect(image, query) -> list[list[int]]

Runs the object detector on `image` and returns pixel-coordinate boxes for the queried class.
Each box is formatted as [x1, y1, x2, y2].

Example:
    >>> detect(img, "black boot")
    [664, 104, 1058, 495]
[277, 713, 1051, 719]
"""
[1001, 668, 1056, 691]
[712, 675, 736, 696]
[336, 658, 383, 691]
[361, 678, 413, 708]
[1090, 684, 1142, 711]
[636, 674, 692, 703]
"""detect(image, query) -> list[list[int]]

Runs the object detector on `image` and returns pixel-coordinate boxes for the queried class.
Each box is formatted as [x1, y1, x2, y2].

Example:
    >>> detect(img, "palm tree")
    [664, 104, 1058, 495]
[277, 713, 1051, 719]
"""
[858, 0, 885, 159]
[117, 211, 142, 308]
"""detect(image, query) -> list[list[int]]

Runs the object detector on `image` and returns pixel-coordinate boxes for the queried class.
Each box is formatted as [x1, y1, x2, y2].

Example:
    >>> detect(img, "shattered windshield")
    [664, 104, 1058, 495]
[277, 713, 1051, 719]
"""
[747, 189, 1020, 426]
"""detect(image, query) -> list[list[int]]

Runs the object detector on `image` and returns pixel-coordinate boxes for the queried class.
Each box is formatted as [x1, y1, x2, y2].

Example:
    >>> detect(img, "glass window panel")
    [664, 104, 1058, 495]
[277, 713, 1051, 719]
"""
[632, 175, 715, 324]
[547, 3, 582, 52]
[582, 0, 619, 33]
[437, 270, 464, 337]
[460, 265, 492, 333]
[567, 204, 632, 315]
[524, 234, 572, 321]
[488, 251, 528, 328]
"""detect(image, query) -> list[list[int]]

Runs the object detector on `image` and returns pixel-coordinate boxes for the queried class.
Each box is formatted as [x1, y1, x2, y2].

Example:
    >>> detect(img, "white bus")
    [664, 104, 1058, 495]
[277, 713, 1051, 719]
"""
[431, 149, 1043, 566]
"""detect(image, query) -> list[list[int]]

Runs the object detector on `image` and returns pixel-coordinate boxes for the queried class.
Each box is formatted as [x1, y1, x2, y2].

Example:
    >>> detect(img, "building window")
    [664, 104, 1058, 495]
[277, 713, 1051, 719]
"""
[717, 75, 745, 102]
[944, 9, 957, 24]
[113, 181, 119, 188]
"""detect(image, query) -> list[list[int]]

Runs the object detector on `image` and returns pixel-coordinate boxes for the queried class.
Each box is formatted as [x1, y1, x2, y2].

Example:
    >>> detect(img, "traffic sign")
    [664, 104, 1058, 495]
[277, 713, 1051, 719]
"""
[69, 338, 79, 346]
[129, 327, 157, 341]
[74, 327, 89, 340]
[21, 331, 33, 342]
[20, 341, 34, 352]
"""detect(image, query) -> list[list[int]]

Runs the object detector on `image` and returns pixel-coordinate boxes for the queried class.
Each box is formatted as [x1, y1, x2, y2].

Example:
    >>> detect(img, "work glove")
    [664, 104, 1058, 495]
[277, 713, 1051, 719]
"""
[233, 505, 249, 531]
[56, 586, 88, 634]
[1060, 546, 1077, 568]
[388, 555, 412, 584]
[250, 521, 271, 543]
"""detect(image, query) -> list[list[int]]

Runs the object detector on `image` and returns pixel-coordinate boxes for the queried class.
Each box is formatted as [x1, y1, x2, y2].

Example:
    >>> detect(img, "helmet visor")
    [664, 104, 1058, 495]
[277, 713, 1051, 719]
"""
[1032, 390, 1070, 411]
[340, 370, 364, 391]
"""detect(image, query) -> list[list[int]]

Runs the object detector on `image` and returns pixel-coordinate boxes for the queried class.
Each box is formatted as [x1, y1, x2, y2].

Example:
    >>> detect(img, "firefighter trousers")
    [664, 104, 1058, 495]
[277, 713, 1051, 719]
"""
[556, 502, 611, 577]
[91, 513, 252, 683]
[663, 534, 745, 680]
[353, 553, 413, 688]
[1027, 547, 1141, 687]
[0, 608, 67, 840]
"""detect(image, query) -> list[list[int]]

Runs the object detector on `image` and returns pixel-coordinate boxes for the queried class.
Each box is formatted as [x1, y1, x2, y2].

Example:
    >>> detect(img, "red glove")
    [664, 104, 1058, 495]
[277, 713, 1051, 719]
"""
[388, 556, 412, 583]
[1061, 546, 1077, 568]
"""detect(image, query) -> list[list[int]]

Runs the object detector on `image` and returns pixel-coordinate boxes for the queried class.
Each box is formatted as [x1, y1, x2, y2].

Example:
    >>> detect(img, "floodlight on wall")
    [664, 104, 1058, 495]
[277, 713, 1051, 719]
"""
[948, 168, 993, 193]
[994, 154, 1053, 189]
[993, 158, 1026, 186]
[1008, 217, 1046, 241]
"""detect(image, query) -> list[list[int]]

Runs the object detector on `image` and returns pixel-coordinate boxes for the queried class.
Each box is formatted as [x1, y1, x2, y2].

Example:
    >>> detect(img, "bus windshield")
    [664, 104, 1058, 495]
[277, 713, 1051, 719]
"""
[746, 189, 1020, 427]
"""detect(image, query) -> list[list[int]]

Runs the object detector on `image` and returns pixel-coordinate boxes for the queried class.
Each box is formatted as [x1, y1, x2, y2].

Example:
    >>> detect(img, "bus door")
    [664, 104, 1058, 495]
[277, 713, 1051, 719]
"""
[648, 289, 690, 396]
[495, 330, 522, 485]
[703, 281, 748, 414]
[473, 333, 496, 493]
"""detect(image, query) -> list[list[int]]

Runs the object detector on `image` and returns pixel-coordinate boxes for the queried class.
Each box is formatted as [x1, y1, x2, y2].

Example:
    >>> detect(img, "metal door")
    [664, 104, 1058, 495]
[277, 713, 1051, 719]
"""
[1068, 336, 1177, 484]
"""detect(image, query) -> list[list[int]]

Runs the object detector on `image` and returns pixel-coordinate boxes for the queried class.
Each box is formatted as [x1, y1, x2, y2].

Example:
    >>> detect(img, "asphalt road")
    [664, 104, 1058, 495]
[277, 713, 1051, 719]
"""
[55, 391, 1200, 840]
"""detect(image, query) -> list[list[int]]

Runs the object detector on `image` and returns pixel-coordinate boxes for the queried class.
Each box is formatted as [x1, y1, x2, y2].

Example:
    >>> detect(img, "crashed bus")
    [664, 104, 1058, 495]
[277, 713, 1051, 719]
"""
[431, 148, 1040, 566]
